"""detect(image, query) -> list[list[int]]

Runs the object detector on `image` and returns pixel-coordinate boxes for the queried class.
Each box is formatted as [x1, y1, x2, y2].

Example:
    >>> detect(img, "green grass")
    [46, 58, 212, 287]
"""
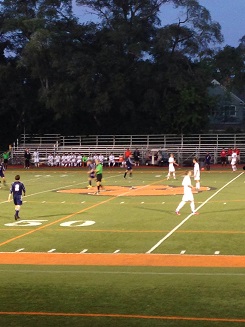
[0, 166, 244, 326]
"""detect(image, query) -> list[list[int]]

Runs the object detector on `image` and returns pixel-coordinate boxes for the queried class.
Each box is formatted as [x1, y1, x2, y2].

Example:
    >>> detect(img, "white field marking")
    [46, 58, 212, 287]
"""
[155, 175, 161, 177]
[180, 250, 186, 254]
[114, 249, 120, 253]
[162, 202, 165, 204]
[214, 251, 220, 255]
[120, 202, 125, 204]
[0, 268, 244, 277]
[61, 201, 66, 203]
[146, 172, 244, 254]
[81, 201, 85, 204]
[141, 202, 144, 204]
[15, 248, 25, 252]
[42, 201, 46, 203]
[80, 249, 88, 253]
[48, 249, 56, 253]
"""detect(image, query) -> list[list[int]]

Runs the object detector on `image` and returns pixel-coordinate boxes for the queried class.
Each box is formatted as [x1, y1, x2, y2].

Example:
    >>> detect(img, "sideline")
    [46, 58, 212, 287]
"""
[146, 172, 244, 253]
[0, 311, 244, 323]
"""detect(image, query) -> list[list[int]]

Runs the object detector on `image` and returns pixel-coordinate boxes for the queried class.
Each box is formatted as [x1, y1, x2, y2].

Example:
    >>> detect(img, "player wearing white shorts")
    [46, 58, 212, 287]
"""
[167, 153, 178, 180]
[193, 157, 200, 191]
[231, 150, 237, 171]
[175, 170, 199, 215]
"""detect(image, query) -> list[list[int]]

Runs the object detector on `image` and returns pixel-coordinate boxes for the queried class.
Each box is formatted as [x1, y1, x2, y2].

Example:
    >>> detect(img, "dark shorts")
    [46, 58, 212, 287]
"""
[3, 159, 8, 163]
[96, 173, 102, 182]
[89, 173, 95, 179]
[221, 157, 226, 163]
[13, 195, 22, 205]
[126, 165, 132, 171]
[0, 172, 4, 178]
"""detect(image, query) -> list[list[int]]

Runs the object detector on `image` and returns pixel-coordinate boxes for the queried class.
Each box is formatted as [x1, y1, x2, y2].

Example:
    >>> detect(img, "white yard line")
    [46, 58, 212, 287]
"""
[146, 172, 244, 254]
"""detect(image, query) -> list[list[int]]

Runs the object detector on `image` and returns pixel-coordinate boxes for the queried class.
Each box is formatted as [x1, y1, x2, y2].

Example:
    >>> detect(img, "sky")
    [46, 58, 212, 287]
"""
[73, 0, 245, 48]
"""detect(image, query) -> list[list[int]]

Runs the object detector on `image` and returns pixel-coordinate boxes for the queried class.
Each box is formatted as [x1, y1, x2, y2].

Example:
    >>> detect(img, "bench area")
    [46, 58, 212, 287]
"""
[8, 133, 245, 166]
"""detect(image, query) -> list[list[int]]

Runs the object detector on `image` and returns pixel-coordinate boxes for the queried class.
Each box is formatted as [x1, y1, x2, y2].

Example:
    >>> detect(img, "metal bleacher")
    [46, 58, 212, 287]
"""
[10, 133, 245, 165]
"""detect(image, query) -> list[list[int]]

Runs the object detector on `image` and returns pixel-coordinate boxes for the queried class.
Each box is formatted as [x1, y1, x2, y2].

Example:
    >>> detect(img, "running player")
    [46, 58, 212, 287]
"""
[8, 174, 26, 220]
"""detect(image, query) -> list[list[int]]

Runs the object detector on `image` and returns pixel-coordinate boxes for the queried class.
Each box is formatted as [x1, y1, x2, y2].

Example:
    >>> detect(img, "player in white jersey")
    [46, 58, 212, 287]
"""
[108, 153, 115, 167]
[231, 150, 237, 171]
[76, 154, 82, 167]
[175, 170, 199, 215]
[32, 149, 40, 167]
[54, 154, 61, 166]
[98, 154, 104, 165]
[193, 157, 200, 191]
[47, 154, 54, 166]
[167, 153, 178, 180]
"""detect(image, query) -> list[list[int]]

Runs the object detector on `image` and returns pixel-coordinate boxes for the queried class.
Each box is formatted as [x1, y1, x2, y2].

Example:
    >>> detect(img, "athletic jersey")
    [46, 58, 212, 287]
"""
[96, 163, 103, 175]
[193, 162, 200, 180]
[126, 157, 133, 169]
[0, 163, 5, 177]
[10, 181, 26, 196]
[88, 163, 96, 178]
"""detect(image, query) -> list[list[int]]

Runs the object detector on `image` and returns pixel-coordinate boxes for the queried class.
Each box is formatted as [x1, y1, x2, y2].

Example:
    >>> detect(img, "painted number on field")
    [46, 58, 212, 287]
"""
[60, 220, 95, 227]
[5, 220, 48, 227]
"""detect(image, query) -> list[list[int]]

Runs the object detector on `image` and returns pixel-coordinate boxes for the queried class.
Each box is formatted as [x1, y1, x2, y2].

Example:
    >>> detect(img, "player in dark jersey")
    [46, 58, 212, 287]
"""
[8, 175, 26, 220]
[124, 155, 134, 178]
[87, 159, 95, 188]
[0, 162, 6, 187]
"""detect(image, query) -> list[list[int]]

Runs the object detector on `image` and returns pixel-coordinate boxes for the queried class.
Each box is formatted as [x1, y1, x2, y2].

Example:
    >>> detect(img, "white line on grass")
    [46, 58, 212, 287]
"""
[146, 172, 244, 254]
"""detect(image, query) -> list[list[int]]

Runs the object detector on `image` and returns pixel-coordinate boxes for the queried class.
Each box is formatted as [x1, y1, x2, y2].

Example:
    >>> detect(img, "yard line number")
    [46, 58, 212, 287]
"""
[4, 220, 95, 227]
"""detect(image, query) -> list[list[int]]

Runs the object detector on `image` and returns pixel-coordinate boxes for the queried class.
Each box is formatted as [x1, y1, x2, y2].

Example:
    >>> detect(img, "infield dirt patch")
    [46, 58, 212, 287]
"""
[58, 185, 211, 196]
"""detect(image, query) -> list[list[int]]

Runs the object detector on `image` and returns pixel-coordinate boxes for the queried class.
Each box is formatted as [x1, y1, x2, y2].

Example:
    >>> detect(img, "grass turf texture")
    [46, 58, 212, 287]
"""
[0, 166, 244, 326]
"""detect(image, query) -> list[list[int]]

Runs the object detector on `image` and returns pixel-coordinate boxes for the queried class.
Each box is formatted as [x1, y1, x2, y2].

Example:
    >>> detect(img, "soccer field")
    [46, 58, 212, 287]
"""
[0, 166, 244, 326]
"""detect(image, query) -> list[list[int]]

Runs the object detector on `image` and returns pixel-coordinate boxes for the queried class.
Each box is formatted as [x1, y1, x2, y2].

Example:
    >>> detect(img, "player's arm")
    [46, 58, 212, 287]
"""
[8, 192, 12, 202]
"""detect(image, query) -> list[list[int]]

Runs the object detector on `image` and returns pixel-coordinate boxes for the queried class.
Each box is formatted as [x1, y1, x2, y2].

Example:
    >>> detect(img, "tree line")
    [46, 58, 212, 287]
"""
[0, 0, 244, 148]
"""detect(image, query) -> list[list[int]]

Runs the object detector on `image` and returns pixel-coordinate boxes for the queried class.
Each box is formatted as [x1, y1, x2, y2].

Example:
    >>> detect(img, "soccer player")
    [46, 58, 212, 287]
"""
[167, 153, 178, 180]
[32, 149, 40, 167]
[220, 148, 227, 166]
[95, 159, 103, 195]
[124, 155, 134, 178]
[24, 148, 31, 169]
[175, 170, 199, 216]
[87, 159, 95, 188]
[204, 152, 212, 171]
[108, 153, 115, 167]
[8, 175, 26, 220]
[193, 157, 200, 192]
[2, 150, 10, 169]
[0, 161, 6, 187]
[231, 150, 237, 171]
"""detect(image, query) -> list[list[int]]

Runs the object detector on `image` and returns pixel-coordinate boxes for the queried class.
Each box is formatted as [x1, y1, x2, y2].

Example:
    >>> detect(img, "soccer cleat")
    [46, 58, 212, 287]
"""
[192, 212, 199, 215]
[87, 185, 92, 188]
[14, 214, 20, 221]
[175, 211, 181, 216]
